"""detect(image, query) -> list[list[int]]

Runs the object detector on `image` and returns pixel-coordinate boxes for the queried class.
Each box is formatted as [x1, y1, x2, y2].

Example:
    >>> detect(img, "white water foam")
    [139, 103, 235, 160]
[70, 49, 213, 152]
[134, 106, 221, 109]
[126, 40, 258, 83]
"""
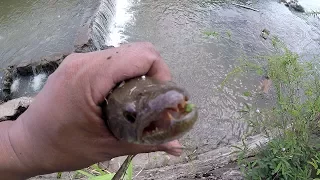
[107, 0, 135, 47]
[11, 79, 20, 93]
[31, 74, 47, 92]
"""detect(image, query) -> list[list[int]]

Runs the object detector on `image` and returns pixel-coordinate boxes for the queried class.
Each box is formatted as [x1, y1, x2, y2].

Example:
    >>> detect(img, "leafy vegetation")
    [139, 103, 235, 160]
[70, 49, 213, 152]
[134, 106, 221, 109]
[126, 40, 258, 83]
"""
[203, 30, 220, 38]
[223, 36, 320, 179]
[74, 162, 133, 180]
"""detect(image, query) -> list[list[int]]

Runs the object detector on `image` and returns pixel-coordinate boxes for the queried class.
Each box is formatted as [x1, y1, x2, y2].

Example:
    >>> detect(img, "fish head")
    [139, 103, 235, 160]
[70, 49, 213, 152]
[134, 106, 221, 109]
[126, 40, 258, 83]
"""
[104, 77, 198, 145]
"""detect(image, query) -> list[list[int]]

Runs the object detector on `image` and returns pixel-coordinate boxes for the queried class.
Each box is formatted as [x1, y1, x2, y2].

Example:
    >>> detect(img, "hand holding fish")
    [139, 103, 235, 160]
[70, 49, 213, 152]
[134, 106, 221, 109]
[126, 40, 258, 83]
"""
[0, 42, 188, 179]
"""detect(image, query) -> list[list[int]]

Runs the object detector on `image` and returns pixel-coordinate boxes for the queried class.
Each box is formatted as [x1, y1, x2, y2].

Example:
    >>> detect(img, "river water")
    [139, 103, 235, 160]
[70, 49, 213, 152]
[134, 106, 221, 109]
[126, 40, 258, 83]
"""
[1, 0, 320, 175]
[0, 0, 100, 67]
[121, 0, 320, 154]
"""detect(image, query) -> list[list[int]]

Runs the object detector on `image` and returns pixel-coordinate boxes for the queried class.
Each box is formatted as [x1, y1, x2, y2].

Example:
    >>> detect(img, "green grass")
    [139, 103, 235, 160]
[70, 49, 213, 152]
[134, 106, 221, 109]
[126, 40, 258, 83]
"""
[202, 29, 234, 40]
[223, 37, 320, 179]
[243, 91, 252, 97]
[75, 161, 133, 180]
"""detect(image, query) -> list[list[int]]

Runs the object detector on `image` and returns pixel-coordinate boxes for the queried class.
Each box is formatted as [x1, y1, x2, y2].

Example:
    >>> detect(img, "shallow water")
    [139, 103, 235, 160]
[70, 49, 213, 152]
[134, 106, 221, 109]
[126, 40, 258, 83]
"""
[122, 0, 320, 153]
[0, 0, 100, 67]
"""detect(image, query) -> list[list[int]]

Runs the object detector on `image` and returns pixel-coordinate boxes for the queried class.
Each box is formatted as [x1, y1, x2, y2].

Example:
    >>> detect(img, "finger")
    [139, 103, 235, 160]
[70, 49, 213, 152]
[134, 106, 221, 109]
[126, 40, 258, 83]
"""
[108, 42, 171, 83]
[111, 140, 183, 157]
[158, 140, 183, 156]
[146, 54, 172, 82]
[89, 42, 172, 103]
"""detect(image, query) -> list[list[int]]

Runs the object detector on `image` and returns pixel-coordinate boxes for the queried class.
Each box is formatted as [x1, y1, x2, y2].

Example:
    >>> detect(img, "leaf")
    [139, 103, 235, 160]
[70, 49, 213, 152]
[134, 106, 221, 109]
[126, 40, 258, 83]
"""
[308, 159, 318, 169]
[317, 169, 320, 176]
[57, 172, 62, 179]
[272, 162, 282, 174]
[256, 69, 264, 75]
[91, 164, 107, 175]
[185, 103, 195, 113]
[76, 170, 95, 178]
[89, 173, 116, 180]
[126, 160, 133, 180]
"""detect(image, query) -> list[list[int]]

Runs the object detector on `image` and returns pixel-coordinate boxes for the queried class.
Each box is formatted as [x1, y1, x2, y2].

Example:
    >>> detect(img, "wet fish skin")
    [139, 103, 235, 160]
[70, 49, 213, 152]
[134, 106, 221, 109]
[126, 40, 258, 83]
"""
[103, 76, 198, 145]
[102, 76, 198, 180]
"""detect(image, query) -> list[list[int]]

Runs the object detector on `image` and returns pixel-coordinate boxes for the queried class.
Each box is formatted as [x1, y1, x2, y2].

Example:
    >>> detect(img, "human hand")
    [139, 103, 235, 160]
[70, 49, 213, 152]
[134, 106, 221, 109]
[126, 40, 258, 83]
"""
[8, 42, 182, 177]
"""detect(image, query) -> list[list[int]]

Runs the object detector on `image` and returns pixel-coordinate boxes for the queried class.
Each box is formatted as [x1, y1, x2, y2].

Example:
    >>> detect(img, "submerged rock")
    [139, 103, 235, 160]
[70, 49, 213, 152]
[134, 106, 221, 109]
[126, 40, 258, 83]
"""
[280, 0, 305, 13]
[260, 28, 270, 40]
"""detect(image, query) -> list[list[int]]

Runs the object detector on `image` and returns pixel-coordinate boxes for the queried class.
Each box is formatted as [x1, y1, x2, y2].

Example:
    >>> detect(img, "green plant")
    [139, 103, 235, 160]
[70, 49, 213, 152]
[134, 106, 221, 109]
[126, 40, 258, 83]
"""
[308, 152, 320, 179]
[226, 30, 232, 38]
[203, 30, 220, 37]
[76, 162, 133, 180]
[224, 37, 320, 179]
[243, 91, 252, 97]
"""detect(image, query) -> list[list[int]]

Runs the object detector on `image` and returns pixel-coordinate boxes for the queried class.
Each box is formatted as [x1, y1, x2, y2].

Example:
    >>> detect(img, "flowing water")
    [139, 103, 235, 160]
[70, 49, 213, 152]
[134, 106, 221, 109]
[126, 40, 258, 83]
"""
[121, 0, 320, 155]
[0, 0, 100, 67]
[1, 0, 320, 174]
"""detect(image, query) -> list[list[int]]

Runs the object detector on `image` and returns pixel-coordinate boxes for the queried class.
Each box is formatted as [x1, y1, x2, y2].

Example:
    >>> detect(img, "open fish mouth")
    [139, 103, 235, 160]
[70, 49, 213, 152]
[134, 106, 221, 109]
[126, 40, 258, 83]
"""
[141, 97, 198, 144]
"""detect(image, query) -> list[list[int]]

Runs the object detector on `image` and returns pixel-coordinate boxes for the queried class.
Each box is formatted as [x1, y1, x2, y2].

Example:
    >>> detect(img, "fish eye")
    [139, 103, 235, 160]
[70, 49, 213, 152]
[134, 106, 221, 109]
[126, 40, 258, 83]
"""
[123, 111, 137, 123]
[123, 103, 137, 123]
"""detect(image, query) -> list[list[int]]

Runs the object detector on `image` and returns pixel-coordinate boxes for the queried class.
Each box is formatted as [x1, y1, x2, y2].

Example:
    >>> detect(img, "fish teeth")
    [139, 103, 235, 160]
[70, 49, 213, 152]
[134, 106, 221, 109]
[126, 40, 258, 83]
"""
[167, 112, 174, 120]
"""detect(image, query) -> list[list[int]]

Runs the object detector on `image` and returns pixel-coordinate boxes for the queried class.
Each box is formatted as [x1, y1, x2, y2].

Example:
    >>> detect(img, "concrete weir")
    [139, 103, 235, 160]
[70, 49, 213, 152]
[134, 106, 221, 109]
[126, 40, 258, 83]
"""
[0, 0, 117, 103]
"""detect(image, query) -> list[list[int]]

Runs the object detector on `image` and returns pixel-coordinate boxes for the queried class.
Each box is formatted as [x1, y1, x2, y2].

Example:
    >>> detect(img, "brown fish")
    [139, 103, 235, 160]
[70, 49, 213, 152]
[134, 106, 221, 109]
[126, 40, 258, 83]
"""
[102, 76, 198, 179]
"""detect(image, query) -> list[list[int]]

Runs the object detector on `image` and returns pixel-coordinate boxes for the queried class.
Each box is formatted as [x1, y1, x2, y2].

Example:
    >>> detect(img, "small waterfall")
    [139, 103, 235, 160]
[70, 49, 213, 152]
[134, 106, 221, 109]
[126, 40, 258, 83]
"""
[10, 79, 20, 93]
[91, 0, 117, 49]
[31, 74, 47, 92]
[90, 0, 134, 48]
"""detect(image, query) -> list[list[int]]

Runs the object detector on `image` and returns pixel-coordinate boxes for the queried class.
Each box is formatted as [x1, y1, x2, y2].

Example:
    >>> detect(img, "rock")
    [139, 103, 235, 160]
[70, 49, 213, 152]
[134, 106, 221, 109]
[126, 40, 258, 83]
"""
[16, 54, 67, 76]
[289, 3, 305, 12]
[74, 38, 99, 53]
[16, 63, 33, 76]
[74, 38, 114, 53]
[0, 97, 33, 121]
[221, 169, 243, 180]
[260, 28, 270, 40]
[34, 60, 61, 74]
[282, 0, 305, 13]
[134, 134, 268, 180]
[2, 67, 14, 102]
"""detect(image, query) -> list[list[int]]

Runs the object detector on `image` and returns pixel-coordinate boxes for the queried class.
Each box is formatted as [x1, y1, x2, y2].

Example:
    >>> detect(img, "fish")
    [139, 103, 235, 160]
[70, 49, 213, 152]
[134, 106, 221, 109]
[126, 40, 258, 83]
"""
[102, 76, 198, 180]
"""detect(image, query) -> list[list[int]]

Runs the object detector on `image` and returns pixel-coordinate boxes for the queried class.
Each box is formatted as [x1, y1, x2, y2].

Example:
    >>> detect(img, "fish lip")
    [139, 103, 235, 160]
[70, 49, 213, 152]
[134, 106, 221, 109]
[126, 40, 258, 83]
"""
[139, 106, 198, 145]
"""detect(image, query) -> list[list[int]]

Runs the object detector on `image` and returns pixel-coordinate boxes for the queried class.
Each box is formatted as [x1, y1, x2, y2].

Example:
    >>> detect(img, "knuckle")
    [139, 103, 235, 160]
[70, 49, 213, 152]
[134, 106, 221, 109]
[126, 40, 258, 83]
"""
[140, 44, 161, 62]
